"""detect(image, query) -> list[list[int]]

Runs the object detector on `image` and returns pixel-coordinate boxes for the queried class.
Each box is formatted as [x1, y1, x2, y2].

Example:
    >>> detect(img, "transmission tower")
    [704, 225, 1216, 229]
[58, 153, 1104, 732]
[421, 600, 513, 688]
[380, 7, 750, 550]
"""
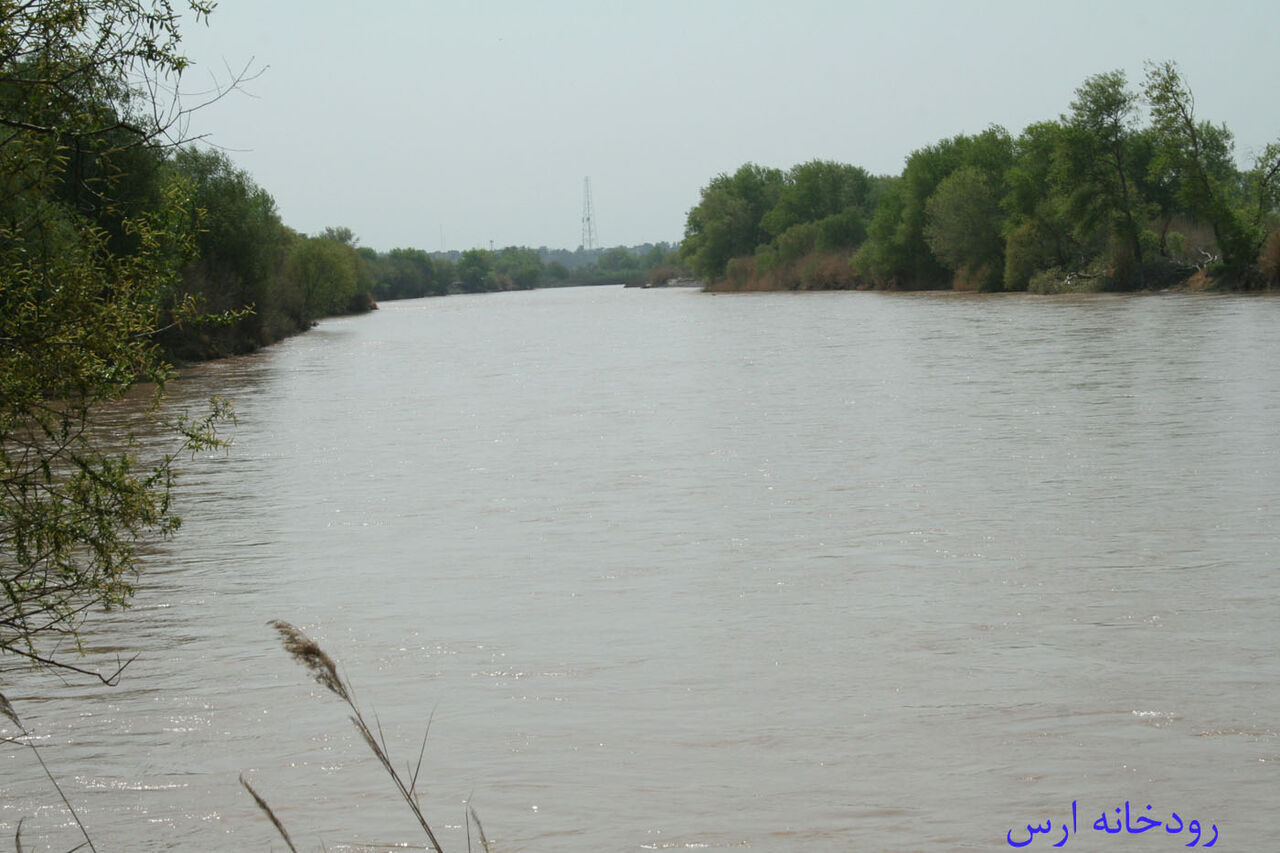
[581, 176, 597, 251]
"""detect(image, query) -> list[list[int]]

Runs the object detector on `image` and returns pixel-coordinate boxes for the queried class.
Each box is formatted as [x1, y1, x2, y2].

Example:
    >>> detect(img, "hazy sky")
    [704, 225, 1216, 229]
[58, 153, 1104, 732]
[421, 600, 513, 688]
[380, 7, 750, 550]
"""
[175, 0, 1280, 253]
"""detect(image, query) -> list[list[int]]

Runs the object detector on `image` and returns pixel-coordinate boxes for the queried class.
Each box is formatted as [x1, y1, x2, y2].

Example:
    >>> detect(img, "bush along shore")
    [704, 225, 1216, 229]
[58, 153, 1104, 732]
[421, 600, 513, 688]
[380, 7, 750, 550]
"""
[681, 62, 1280, 295]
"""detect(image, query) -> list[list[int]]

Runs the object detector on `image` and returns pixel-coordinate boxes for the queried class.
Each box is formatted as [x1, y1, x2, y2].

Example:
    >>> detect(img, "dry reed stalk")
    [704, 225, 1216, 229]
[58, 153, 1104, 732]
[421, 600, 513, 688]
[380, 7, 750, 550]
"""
[2, 698, 98, 853]
[266, 620, 447, 853]
[239, 774, 298, 853]
[468, 804, 491, 853]
[269, 619, 349, 703]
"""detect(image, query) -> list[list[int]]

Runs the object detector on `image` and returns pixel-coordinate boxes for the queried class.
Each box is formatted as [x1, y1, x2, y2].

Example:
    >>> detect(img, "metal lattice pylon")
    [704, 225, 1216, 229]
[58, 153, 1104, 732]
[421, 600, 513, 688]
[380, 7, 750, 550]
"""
[581, 176, 597, 251]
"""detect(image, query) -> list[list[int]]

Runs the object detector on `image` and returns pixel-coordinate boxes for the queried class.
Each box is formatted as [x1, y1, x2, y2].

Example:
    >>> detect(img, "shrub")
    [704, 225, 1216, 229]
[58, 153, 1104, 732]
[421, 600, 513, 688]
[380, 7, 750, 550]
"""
[1260, 229, 1280, 288]
[776, 222, 820, 265]
[1028, 266, 1105, 294]
[1003, 221, 1043, 291]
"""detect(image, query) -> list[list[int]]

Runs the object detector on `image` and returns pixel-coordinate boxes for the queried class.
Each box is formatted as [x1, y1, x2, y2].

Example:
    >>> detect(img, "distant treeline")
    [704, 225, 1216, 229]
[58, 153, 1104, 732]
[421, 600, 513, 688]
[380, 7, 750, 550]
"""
[362, 242, 685, 302]
[165, 150, 687, 359]
[27, 129, 687, 362]
[681, 62, 1280, 293]
[152, 150, 380, 361]
[0, 16, 690, 366]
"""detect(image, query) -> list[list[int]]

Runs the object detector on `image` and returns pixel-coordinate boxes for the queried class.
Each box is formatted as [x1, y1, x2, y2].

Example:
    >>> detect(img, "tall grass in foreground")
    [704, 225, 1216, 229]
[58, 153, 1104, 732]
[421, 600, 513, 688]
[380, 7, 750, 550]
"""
[1, 694, 99, 853]
[246, 620, 490, 853]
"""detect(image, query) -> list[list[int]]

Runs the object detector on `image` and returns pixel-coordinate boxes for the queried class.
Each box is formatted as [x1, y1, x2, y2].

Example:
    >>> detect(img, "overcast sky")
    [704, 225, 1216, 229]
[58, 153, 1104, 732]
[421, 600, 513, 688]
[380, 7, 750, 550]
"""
[174, 0, 1280, 254]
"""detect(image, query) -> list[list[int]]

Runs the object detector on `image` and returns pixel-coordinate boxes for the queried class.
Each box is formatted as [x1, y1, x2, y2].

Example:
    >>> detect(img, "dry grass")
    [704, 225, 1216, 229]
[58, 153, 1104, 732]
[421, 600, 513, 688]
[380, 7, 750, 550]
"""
[706, 251, 863, 292]
[1, 693, 99, 853]
[239, 774, 298, 853]
[243, 620, 490, 853]
[2, 622, 491, 852]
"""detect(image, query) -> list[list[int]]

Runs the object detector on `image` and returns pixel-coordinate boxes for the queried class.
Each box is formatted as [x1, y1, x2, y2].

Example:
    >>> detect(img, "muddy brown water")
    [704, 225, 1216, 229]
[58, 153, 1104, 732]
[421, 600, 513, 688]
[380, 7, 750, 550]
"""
[2, 286, 1277, 850]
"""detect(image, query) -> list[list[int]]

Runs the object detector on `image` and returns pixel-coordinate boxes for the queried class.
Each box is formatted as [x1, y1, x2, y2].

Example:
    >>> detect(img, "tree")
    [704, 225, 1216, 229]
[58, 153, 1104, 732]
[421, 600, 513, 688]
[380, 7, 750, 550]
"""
[1060, 70, 1149, 286]
[0, 1, 233, 679]
[1143, 60, 1278, 277]
[924, 166, 1004, 288]
[1002, 120, 1079, 289]
[321, 225, 357, 246]
[370, 247, 443, 300]
[761, 160, 872, 241]
[493, 245, 543, 289]
[286, 231, 374, 317]
[546, 260, 570, 282]
[680, 163, 784, 281]
[855, 127, 1012, 287]
[456, 248, 493, 293]
[164, 147, 297, 357]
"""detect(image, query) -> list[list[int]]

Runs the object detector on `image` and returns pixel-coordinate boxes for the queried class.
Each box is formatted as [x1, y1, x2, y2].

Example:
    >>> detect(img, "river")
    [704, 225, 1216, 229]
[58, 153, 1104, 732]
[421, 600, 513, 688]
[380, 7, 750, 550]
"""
[2, 285, 1278, 850]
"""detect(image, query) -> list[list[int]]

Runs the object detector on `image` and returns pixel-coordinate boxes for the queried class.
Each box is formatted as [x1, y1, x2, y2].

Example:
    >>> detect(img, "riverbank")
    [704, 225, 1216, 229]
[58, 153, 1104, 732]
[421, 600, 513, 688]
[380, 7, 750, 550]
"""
[700, 248, 1278, 294]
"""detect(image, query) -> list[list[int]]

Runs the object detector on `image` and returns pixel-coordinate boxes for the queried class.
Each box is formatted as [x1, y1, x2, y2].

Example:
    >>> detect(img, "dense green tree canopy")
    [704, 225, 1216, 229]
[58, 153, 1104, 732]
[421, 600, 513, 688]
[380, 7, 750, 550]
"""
[369, 247, 442, 300]
[0, 0, 226, 676]
[1059, 71, 1149, 285]
[923, 166, 1004, 289]
[686, 62, 1280, 292]
[762, 160, 873, 239]
[493, 245, 543, 289]
[680, 163, 784, 281]
[288, 229, 374, 316]
[855, 126, 1013, 288]
[0, 1, 385, 679]
[1143, 60, 1279, 274]
[456, 248, 494, 293]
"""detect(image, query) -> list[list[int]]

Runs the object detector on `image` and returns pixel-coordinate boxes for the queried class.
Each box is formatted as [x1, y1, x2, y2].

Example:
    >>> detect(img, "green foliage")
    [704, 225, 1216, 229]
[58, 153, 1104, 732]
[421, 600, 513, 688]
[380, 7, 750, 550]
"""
[0, 0, 239, 674]
[368, 243, 675, 297]
[814, 209, 867, 252]
[1056, 70, 1152, 286]
[320, 225, 356, 246]
[1003, 220, 1056, 291]
[162, 148, 300, 357]
[368, 247, 443, 300]
[450, 247, 549, 292]
[680, 163, 784, 281]
[594, 246, 641, 277]
[775, 221, 820, 265]
[753, 244, 779, 274]
[1001, 120, 1081, 283]
[1144, 60, 1278, 278]
[456, 248, 494, 293]
[286, 231, 374, 317]
[639, 244, 667, 269]
[493, 246, 543, 289]
[924, 166, 1004, 289]
[685, 63, 1278, 292]
[1243, 143, 1280, 237]
[545, 260, 570, 282]
[684, 160, 876, 285]
[853, 177, 906, 283]
[856, 127, 1013, 287]
[762, 160, 872, 240]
